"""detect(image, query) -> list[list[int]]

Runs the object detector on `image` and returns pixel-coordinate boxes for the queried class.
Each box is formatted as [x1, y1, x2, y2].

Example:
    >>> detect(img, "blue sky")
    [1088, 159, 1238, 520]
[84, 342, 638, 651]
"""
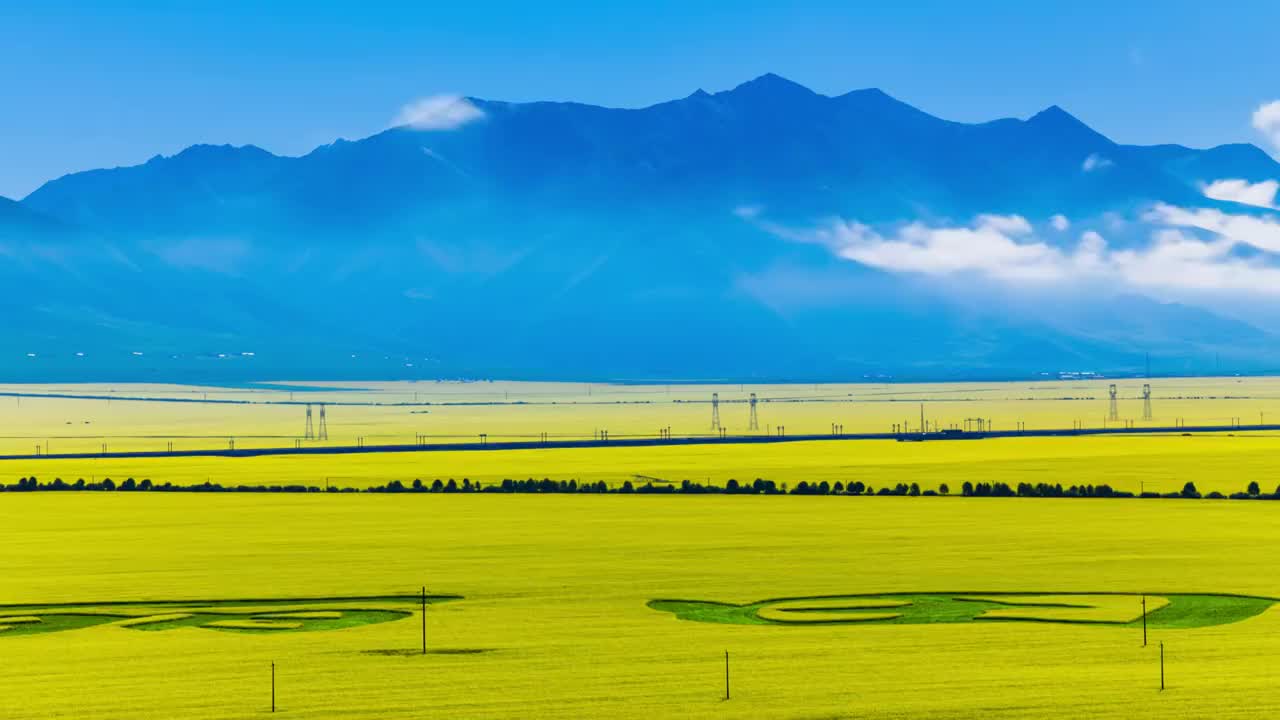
[2, 0, 1278, 199]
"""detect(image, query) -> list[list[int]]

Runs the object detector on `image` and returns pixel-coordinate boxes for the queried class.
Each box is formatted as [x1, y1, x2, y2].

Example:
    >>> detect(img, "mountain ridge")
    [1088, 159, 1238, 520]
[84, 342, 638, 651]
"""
[6, 74, 1280, 381]
[27, 74, 1277, 208]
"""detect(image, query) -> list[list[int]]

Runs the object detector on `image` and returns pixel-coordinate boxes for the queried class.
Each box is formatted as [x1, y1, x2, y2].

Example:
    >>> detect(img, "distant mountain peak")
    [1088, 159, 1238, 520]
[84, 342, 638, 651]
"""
[1025, 104, 1114, 146]
[834, 86, 922, 112]
[1028, 104, 1099, 131]
[177, 143, 273, 159]
[1028, 104, 1078, 124]
[725, 73, 820, 99]
[839, 86, 890, 99]
[139, 143, 276, 171]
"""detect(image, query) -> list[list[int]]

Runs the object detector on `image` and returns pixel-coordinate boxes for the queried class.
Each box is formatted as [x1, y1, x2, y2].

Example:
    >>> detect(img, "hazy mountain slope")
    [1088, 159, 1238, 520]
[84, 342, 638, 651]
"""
[0, 195, 68, 239]
[8, 74, 1280, 380]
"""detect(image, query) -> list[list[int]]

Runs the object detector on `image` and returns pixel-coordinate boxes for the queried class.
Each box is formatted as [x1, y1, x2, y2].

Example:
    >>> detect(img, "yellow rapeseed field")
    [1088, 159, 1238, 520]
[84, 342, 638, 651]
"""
[3, 494, 1280, 718]
[0, 376, 1277, 454]
[1, 378, 1280, 494]
[4, 379, 1280, 717]
[1, 433, 1277, 495]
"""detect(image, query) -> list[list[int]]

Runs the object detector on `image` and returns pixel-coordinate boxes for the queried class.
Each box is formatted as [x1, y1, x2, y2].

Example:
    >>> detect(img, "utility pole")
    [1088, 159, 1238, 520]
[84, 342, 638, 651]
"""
[1142, 594, 1147, 646]
[721, 648, 732, 696]
[1159, 642, 1165, 691]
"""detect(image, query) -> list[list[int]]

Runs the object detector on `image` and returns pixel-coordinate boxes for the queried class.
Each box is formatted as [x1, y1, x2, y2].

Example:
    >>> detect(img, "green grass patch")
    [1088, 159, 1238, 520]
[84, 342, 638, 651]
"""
[965, 595, 1169, 624]
[0, 595, 454, 637]
[651, 592, 1276, 629]
[0, 613, 126, 637]
[1141, 594, 1275, 628]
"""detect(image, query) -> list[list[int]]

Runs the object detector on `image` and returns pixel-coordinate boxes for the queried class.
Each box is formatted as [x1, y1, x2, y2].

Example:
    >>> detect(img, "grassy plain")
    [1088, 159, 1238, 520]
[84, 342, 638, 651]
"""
[4, 494, 1280, 718]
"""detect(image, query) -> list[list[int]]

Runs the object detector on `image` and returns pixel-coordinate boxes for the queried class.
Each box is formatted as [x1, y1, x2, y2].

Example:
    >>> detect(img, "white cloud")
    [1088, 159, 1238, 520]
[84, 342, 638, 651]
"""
[1253, 101, 1280, 153]
[1203, 179, 1279, 209]
[1147, 203, 1280, 253]
[1111, 229, 1280, 293]
[1082, 153, 1113, 172]
[393, 95, 485, 130]
[743, 207, 1280, 296]
[825, 215, 1070, 282]
[974, 213, 1033, 235]
[1050, 214, 1070, 231]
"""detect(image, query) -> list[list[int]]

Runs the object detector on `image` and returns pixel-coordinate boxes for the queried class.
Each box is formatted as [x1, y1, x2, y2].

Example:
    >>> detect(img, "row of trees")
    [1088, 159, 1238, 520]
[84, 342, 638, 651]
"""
[1, 476, 1274, 499]
[4, 476, 325, 493]
[960, 481, 1132, 498]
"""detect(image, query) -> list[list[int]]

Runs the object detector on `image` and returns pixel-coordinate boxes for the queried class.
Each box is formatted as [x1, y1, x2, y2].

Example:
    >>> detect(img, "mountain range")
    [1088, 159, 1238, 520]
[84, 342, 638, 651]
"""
[3, 73, 1279, 381]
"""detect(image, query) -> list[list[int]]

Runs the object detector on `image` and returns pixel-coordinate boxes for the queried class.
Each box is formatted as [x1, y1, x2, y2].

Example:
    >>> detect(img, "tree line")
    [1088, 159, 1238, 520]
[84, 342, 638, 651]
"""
[0, 476, 1275, 500]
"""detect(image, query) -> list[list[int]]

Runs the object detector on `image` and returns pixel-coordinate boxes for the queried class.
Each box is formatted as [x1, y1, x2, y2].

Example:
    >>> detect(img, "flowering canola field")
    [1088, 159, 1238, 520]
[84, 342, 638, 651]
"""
[4, 494, 1280, 719]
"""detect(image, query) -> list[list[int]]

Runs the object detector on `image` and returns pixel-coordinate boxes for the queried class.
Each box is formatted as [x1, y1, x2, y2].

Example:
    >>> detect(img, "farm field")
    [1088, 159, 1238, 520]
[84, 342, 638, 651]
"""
[2, 434, 1279, 496]
[1, 376, 1278, 455]
[2, 378, 1280, 495]
[4, 494, 1280, 719]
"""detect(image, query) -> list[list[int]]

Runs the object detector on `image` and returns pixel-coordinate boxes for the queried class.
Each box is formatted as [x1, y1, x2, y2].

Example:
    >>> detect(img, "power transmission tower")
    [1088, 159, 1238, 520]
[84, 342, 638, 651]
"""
[711, 393, 721, 432]
[1142, 384, 1152, 421]
[304, 404, 315, 440]
[748, 393, 759, 431]
[318, 404, 328, 440]
[1108, 384, 1119, 421]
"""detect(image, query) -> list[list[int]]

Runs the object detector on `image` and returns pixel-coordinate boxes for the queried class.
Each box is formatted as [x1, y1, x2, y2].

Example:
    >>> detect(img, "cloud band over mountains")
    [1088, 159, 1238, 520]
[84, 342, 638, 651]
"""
[392, 95, 485, 130]
[746, 200, 1280, 296]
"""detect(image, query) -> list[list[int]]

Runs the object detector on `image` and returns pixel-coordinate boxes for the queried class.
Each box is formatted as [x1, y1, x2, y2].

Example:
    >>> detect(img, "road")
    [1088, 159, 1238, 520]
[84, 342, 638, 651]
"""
[3, 423, 1275, 461]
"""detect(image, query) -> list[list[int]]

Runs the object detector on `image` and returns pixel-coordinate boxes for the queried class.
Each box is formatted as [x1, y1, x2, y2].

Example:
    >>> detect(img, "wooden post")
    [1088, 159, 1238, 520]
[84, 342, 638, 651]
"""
[721, 648, 732, 696]
[1157, 638, 1167, 691]
[271, 661, 276, 712]
[1142, 595, 1147, 647]
[421, 586, 427, 654]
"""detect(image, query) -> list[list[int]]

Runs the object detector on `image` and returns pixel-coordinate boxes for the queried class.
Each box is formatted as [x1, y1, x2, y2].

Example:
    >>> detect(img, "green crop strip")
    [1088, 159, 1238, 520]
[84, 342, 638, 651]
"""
[0, 595, 459, 637]
[650, 592, 1277, 629]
